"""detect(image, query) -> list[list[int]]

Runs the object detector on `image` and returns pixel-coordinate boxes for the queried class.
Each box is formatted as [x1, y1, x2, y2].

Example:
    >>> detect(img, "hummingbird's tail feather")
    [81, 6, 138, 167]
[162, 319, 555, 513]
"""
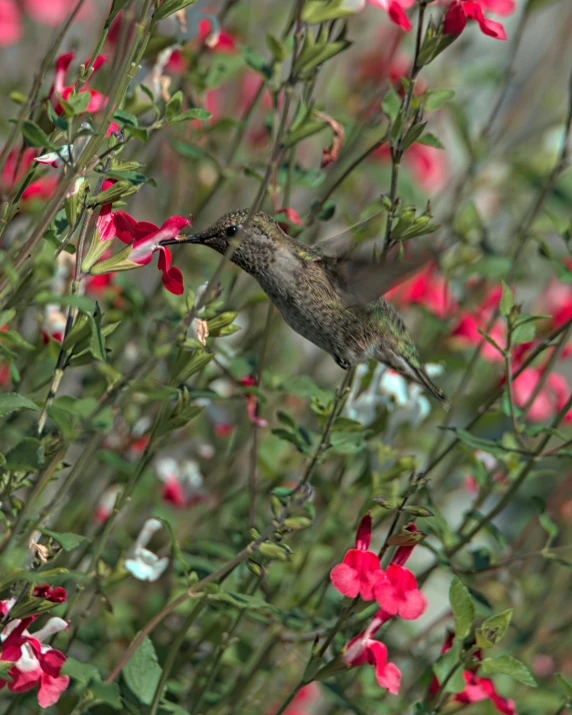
[411, 366, 450, 411]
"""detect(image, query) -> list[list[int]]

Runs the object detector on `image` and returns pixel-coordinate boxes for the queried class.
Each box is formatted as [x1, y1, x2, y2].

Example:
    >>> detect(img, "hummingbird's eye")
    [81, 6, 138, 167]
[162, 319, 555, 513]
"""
[225, 225, 238, 238]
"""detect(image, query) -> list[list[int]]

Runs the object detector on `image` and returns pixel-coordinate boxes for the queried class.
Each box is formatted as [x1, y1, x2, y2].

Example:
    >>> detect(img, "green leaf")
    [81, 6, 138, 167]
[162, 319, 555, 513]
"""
[62, 657, 101, 686]
[5, 438, 44, 472]
[21, 120, 55, 149]
[35, 292, 96, 313]
[446, 428, 508, 458]
[432, 639, 466, 694]
[238, 44, 271, 80]
[0, 662, 13, 682]
[168, 108, 212, 124]
[0, 309, 15, 329]
[449, 577, 475, 640]
[302, 0, 358, 23]
[39, 529, 90, 552]
[206, 591, 278, 612]
[329, 430, 368, 454]
[165, 90, 183, 118]
[0, 393, 39, 418]
[89, 681, 122, 710]
[155, 0, 198, 20]
[281, 375, 333, 406]
[382, 88, 401, 124]
[417, 132, 445, 149]
[555, 673, 572, 700]
[62, 91, 91, 116]
[500, 281, 514, 317]
[480, 655, 537, 687]
[512, 321, 536, 345]
[122, 635, 162, 705]
[476, 609, 512, 648]
[424, 89, 455, 111]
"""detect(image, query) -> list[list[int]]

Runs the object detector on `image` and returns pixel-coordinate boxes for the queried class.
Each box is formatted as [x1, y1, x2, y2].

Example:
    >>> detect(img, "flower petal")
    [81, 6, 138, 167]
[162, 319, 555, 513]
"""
[330, 562, 360, 598]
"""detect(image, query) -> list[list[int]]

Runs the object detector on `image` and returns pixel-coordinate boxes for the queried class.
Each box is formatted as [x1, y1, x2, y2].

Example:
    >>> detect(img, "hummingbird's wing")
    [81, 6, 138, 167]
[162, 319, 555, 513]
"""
[319, 250, 432, 306]
[312, 212, 435, 305]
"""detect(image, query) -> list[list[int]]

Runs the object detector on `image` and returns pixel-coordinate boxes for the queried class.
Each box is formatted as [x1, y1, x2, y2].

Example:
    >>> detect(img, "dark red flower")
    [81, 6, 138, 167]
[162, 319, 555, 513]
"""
[49, 52, 107, 115]
[444, 0, 507, 40]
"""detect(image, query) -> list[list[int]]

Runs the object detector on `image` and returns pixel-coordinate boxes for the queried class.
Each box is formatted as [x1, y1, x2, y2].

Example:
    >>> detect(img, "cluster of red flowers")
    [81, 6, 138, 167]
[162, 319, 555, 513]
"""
[330, 516, 427, 694]
[0, 585, 70, 708]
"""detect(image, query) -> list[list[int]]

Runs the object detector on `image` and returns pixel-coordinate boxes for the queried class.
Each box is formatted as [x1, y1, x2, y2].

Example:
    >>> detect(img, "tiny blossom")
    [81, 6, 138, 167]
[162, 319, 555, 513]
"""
[155, 457, 206, 508]
[344, 609, 401, 694]
[32, 584, 67, 603]
[276, 207, 304, 231]
[239, 376, 268, 428]
[443, 0, 507, 40]
[124, 518, 169, 582]
[42, 306, 66, 344]
[330, 513, 382, 600]
[450, 285, 506, 363]
[0, 599, 70, 707]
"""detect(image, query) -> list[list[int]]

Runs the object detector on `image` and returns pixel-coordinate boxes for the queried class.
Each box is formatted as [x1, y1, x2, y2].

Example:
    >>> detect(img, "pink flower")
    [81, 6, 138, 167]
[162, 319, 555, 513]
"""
[277, 208, 304, 232]
[538, 267, 572, 330]
[344, 609, 401, 694]
[239, 376, 268, 428]
[330, 513, 382, 600]
[0, 147, 58, 204]
[49, 52, 107, 115]
[386, 262, 456, 319]
[512, 366, 572, 424]
[372, 143, 448, 195]
[276, 683, 320, 715]
[94, 484, 121, 524]
[0, 602, 70, 708]
[367, 0, 415, 32]
[0, 0, 21, 46]
[450, 285, 506, 362]
[444, 0, 507, 40]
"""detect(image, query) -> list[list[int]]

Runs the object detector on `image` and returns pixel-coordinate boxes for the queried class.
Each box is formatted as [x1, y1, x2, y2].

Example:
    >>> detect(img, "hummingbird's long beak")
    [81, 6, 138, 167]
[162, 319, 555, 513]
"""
[159, 234, 200, 247]
[159, 225, 217, 247]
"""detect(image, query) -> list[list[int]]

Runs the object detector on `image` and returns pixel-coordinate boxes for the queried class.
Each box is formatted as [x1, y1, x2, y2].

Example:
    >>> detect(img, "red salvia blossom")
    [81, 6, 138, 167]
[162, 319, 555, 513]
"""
[443, 0, 507, 40]
[32, 584, 67, 603]
[277, 208, 304, 232]
[450, 284, 507, 362]
[330, 513, 382, 600]
[511, 365, 572, 424]
[49, 52, 107, 115]
[0, 599, 70, 707]
[94, 181, 189, 295]
[344, 609, 401, 694]
[374, 524, 427, 619]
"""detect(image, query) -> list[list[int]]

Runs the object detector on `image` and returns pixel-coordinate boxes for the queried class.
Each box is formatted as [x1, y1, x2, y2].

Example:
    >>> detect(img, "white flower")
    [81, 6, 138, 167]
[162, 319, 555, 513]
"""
[155, 457, 205, 507]
[124, 518, 169, 582]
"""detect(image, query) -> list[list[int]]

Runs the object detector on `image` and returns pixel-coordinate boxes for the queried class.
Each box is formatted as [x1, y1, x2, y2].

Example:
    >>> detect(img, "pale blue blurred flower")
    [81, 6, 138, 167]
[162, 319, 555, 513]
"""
[124, 518, 169, 582]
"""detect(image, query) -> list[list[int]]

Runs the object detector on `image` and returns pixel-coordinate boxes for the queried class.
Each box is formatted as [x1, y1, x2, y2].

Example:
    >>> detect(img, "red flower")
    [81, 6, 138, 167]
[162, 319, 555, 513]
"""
[93, 191, 190, 295]
[0, 147, 57, 203]
[32, 585, 67, 603]
[374, 563, 427, 619]
[156, 457, 205, 508]
[277, 208, 304, 232]
[386, 262, 456, 319]
[49, 52, 107, 116]
[198, 17, 237, 52]
[277, 683, 319, 715]
[344, 609, 401, 694]
[444, 0, 507, 40]
[450, 284, 507, 362]
[0, 0, 91, 47]
[367, 0, 415, 32]
[0, 601, 70, 708]
[330, 513, 382, 600]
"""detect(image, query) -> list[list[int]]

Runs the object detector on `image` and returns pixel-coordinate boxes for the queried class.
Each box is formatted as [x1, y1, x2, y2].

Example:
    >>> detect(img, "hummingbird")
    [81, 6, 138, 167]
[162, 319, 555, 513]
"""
[160, 209, 448, 407]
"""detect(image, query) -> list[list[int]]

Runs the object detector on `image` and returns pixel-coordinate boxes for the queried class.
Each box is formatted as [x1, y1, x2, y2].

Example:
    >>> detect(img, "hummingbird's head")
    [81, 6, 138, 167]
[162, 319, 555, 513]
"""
[160, 209, 289, 273]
